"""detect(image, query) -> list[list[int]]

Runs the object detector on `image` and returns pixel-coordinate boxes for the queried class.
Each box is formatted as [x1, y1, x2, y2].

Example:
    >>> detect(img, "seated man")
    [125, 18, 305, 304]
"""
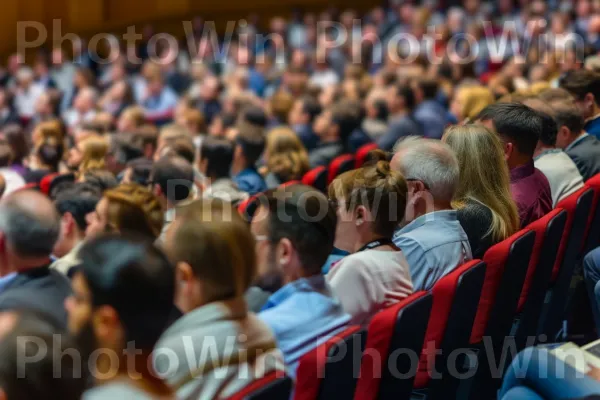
[309, 102, 356, 168]
[254, 185, 350, 376]
[66, 236, 175, 398]
[477, 102, 553, 227]
[232, 122, 267, 195]
[392, 137, 472, 291]
[560, 69, 600, 140]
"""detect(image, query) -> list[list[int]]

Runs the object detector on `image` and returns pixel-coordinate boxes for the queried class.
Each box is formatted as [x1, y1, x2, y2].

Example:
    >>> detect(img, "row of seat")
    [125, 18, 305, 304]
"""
[232, 172, 600, 399]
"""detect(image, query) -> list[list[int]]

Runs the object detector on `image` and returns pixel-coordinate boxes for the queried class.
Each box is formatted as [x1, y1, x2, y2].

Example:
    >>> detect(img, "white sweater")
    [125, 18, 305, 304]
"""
[534, 149, 584, 207]
[327, 249, 413, 327]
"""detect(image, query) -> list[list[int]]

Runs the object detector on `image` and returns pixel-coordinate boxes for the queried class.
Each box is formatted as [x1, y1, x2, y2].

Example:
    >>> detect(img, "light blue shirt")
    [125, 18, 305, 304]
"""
[259, 275, 350, 377]
[393, 210, 472, 291]
[0, 273, 17, 292]
[142, 87, 178, 118]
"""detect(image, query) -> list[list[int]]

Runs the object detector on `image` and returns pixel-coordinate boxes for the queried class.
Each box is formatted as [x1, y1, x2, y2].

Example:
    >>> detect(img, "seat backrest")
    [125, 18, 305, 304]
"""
[40, 173, 60, 195]
[355, 143, 378, 169]
[518, 209, 568, 312]
[354, 291, 432, 400]
[280, 180, 301, 188]
[552, 187, 595, 281]
[584, 173, 600, 253]
[328, 154, 355, 184]
[295, 326, 365, 400]
[302, 166, 328, 192]
[226, 371, 292, 400]
[470, 229, 535, 344]
[414, 260, 486, 390]
[238, 194, 261, 222]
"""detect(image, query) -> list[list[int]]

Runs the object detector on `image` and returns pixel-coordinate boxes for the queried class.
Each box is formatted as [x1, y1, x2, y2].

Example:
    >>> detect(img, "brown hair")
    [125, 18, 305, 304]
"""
[269, 90, 294, 122]
[170, 199, 255, 303]
[103, 183, 164, 241]
[79, 135, 109, 175]
[121, 106, 146, 129]
[265, 127, 309, 182]
[328, 161, 408, 238]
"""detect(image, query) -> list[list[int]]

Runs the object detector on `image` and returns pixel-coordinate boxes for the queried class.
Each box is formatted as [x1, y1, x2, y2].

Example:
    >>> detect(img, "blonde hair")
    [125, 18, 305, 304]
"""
[266, 127, 310, 182]
[456, 86, 495, 121]
[443, 125, 520, 242]
[79, 135, 108, 174]
[104, 183, 164, 241]
[171, 199, 255, 303]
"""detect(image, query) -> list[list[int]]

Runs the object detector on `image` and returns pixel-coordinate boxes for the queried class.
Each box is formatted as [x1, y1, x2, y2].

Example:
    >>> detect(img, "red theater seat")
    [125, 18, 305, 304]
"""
[226, 371, 292, 400]
[414, 260, 486, 399]
[514, 209, 567, 350]
[354, 291, 432, 400]
[294, 326, 365, 400]
[237, 194, 261, 222]
[355, 143, 378, 169]
[584, 173, 600, 252]
[301, 166, 328, 192]
[540, 187, 594, 338]
[328, 154, 355, 184]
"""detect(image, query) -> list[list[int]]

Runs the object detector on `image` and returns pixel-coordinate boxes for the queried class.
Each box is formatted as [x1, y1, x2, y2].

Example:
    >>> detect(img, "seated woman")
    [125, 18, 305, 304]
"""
[442, 125, 520, 258]
[450, 85, 495, 124]
[67, 134, 109, 179]
[263, 127, 310, 188]
[326, 155, 413, 326]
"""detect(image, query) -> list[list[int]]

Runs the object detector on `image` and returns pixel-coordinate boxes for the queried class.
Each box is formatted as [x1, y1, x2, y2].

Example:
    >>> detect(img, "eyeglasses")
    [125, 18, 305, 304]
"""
[405, 178, 430, 190]
[252, 233, 269, 243]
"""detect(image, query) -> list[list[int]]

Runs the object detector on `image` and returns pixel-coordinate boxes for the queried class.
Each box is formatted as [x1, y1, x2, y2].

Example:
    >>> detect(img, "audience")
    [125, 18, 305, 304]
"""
[0, 191, 71, 326]
[149, 156, 194, 243]
[443, 125, 520, 258]
[288, 96, 322, 151]
[66, 235, 175, 398]
[67, 134, 108, 176]
[524, 97, 584, 206]
[477, 103, 553, 227]
[377, 83, 422, 151]
[252, 185, 349, 376]
[232, 122, 267, 195]
[549, 95, 600, 181]
[327, 154, 412, 326]
[413, 78, 448, 139]
[263, 126, 310, 188]
[450, 85, 495, 124]
[156, 199, 284, 398]
[309, 102, 355, 167]
[51, 183, 101, 276]
[391, 137, 472, 291]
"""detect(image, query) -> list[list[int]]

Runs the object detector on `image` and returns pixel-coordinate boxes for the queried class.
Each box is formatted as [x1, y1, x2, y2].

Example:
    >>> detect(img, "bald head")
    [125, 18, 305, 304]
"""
[0, 191, 60, 258]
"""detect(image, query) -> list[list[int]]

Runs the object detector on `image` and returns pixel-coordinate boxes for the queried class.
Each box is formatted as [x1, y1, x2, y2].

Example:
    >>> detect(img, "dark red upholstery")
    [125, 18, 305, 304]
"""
[584, 173, 600, 253]
[295, 326, 364, 400]
[39, 173, 60, 195]
[327, 154, 355, 184]
[470, 229, 535, 344]
[355, 143, 378, 169]
[237, 194, 261, 221]
[280, 180, 301, 188]
[414, 260, 486, 391]
[226, 371, 292, 400]
[301, 166, 328, 192]
[514, 209, 567, 350]
[354, 291, 432, 400]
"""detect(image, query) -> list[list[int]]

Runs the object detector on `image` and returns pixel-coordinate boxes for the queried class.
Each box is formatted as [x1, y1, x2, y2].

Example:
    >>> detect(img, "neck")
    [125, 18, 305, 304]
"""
[411, 201, 453, 221]
[231, 159, 247, 175]
[354, 231, 391, 253]
[3, 256, 51, 276]
[534, 142, 554, 158]
[96, 351, 173, 396]
[391, 109, 408, 118]
[507, 154, 532, 170]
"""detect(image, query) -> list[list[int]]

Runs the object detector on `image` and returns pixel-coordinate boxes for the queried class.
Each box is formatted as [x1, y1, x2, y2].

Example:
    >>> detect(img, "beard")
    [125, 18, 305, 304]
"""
[253, 250, 283, 293]
[73, 320, 99, 374]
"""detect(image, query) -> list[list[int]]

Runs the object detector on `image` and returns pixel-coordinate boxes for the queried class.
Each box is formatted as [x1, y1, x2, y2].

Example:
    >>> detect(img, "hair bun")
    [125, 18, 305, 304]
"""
[375, 160, 391, 177]
[363, 149, 389, 167]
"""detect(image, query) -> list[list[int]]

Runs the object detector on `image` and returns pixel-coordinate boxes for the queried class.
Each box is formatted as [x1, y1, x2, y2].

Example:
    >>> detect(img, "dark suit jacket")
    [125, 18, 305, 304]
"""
[566, 135, 600, 181]
[0, 265, 72, 327]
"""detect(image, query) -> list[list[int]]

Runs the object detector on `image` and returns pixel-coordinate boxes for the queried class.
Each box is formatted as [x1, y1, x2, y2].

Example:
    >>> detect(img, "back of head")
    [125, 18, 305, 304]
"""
[559, 69, 600, 102]
[329, 160, 407, 238]
[3, 124, 28, 164]
[54, 183, 102, 232]
[0, 311, 87, 400]
[443, 125, 519, 240]
[458, 86, 495, 121]
[393, 137, 459, 203]
[269, 91, 294, 123]
[82, 169, 118, 193]
[200, 137, 234, 179]
[103, 183, 164, 241]
[241, 105, 268, 128]
[261, 185, 337, 274]
[301, 96, 322, 124]
[0, 142, 12, 167]
[80, 135, 109, 173]
[329, 101, 361, 143]
[547, 97, 585, 134]
[151, 156, 194, 203]
[476, 102, 543, 157]
[37, 140, 63, 172]
[164, 135, 195, 164]
[78, 235, 175, 349]
[169, 199, 255, 304]
[417, 78, 439, 100]
[521, 98, 559, 147]
[0, 191, 60, 258]
[236, 122, 266, 166]
[538, 88, 575, 103]
[266, 127, 309, 182]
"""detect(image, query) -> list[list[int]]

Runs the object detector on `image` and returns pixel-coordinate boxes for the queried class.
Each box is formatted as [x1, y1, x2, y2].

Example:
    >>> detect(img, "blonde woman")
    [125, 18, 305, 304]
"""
[67, 135, 109, 176]
[443, 125, 520, 258]
[450, 85, 495, 124]
[263, 127, 310, 188]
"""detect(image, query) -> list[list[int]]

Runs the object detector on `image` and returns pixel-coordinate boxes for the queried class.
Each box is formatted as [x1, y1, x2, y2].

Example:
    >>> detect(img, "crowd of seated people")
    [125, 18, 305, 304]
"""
[3, 1, 600, 399]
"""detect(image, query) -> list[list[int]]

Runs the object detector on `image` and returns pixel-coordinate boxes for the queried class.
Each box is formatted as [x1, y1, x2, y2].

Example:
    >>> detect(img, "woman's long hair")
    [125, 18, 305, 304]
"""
[443, 124, 520, 242]
[265, 127, 310, 183]
[79, 135, 108, 175]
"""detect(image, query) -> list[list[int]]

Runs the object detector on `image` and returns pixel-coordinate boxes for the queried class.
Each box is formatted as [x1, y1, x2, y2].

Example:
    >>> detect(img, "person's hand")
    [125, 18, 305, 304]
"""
[587, 365, 600, 381]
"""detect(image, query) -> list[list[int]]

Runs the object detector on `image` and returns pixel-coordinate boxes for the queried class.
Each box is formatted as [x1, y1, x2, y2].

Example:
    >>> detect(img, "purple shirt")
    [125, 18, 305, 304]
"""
[510, 161, 553, 228]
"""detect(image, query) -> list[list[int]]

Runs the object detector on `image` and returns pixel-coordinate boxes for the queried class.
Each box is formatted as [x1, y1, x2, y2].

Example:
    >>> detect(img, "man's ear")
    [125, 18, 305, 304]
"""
[276, 238, 293, 267]
[63, 212, 76, 236]
[92, 305, 120, 345]
[504, 141, 514, 161]
[586, 93, 595, 112]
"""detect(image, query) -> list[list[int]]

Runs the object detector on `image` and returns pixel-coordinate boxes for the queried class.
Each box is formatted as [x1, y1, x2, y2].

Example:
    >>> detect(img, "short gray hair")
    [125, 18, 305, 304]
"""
[393, 136, 459, 203]
[0, 201, 60, 258]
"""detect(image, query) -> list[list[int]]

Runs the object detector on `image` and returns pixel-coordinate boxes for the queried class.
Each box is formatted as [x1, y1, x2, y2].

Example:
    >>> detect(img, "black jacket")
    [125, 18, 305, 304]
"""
[566, 134, 600, 181]
[0, 265, 72, 327]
